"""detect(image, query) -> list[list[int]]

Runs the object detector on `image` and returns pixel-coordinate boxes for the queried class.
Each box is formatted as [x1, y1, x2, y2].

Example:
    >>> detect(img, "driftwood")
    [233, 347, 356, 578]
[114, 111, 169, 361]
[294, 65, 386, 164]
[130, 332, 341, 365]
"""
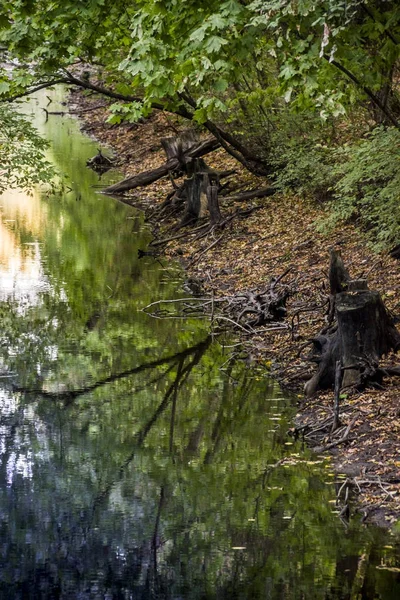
[102, 134, 219, 194]
[86, 148, 115, 173]
[142, 269, 293, 334]
[305, 250, 400, 397]
[226, 270, 292, 329]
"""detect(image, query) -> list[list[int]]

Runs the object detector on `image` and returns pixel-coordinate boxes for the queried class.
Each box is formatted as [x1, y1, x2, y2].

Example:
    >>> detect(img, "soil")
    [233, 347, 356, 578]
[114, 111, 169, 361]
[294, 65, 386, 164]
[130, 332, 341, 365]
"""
[69, 87, 400, 529]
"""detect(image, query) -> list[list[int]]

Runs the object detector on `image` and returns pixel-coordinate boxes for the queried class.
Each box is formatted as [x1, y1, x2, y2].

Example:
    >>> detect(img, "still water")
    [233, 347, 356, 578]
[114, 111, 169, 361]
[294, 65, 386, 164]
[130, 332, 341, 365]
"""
[0, 91, 399, 599]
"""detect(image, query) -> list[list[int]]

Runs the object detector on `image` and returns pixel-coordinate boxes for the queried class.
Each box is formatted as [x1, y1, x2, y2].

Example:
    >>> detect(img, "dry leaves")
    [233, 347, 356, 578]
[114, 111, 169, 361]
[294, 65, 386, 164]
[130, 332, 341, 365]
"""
[72, 91, 400, 527]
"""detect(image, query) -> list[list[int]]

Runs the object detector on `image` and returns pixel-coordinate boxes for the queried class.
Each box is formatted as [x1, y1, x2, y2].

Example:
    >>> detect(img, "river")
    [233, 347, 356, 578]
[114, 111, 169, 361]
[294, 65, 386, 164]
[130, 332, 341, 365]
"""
[0, 90, 399, 599]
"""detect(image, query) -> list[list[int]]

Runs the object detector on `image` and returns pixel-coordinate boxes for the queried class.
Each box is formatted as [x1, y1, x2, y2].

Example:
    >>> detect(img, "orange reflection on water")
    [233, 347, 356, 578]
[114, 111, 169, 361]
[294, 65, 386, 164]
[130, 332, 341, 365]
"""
[0, 188, 49, 302]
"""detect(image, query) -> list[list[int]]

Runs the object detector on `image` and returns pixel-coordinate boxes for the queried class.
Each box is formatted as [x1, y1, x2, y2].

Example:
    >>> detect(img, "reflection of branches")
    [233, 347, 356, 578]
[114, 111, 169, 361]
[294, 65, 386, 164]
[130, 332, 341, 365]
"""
[92, 337, 212, 510]
[169, 360, 183, 455]
[203, 367, 256, 465]
[13, 337, 211, 403]
[204, 365, 233, 465]
[76, 363, 180, 426]
[144, 485, 166, 598]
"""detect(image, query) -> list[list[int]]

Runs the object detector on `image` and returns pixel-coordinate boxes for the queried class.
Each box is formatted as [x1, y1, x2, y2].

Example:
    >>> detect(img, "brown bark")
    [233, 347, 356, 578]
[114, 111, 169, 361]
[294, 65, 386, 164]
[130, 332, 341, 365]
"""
[304, 254, 400, 397]
[180, 168, 222, 227]
[102, 136, 219, 195]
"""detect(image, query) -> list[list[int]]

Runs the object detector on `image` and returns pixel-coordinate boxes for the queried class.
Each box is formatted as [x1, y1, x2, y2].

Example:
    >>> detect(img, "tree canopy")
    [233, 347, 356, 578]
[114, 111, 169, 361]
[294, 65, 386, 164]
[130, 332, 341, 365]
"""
[1, 0, 400, 245]
[1, 1, 399, 121]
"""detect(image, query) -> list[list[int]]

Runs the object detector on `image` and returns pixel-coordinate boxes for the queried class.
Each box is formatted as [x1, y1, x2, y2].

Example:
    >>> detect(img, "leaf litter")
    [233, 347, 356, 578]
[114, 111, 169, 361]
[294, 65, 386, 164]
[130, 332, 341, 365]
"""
[71, 90, 400, 529]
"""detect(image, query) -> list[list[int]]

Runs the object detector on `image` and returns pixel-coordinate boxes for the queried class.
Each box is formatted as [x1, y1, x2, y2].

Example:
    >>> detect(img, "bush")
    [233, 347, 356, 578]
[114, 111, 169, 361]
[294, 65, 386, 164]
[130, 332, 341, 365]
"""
[273, 125, 400, 251]
[272, 141, 336, 202]
[330, 126, 400, 250]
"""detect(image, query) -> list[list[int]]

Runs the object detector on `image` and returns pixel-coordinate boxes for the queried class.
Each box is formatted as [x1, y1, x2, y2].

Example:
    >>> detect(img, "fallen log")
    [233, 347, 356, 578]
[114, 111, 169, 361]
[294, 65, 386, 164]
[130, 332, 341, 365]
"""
[223, 187, 277, 202]
[102, 136, 219, 194]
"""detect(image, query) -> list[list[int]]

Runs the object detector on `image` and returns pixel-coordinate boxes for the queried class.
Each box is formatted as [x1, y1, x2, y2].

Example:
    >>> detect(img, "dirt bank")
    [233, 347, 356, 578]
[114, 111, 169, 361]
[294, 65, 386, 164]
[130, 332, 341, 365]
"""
[69, 88, 400, 529]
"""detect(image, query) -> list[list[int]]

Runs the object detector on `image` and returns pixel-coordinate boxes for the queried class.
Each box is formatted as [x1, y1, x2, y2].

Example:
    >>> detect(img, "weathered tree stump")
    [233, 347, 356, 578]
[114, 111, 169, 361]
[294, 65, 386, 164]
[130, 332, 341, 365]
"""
[180, 167, 222, 227]
[305, 251, 400, 397]
[206, 173, 222, 226]
[104, 129, 223, 226]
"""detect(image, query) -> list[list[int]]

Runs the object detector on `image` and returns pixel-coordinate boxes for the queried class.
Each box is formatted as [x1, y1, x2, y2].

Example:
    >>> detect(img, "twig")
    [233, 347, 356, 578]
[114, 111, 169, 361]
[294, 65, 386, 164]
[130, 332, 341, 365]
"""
[188, 233, 225, 267]
[270, 267, 292, 291]
[331, 360, 342, 434]
[214, 315, 256, 333]
[315, 415, 358, 451]
[150, 223, 210, 247]
[142, 297, 212, 312]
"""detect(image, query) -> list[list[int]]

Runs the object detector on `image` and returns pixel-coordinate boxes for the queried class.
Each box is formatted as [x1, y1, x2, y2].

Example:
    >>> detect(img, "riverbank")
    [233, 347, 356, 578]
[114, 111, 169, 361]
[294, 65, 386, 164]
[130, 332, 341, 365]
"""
[69, 88, 400, 529]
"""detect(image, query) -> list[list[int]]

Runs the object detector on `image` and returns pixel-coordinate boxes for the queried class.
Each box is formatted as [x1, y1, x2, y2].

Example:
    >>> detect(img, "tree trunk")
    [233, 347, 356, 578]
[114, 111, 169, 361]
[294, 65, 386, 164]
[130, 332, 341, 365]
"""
[180, 168, 222, 227]
[304, 254, 400, 397]
[337, 283, 400, 387]
[206, 176, 222, 225]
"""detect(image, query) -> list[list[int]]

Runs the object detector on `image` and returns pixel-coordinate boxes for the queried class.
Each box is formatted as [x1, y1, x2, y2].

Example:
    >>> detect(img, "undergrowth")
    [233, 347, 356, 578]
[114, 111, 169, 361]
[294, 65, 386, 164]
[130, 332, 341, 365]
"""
[273, 125, 400, 251]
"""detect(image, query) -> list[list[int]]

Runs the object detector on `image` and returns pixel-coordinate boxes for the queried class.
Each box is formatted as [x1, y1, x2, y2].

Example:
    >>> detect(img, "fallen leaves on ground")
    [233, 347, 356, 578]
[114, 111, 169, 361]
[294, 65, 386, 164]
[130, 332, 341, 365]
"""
[71, 90, 400, 528]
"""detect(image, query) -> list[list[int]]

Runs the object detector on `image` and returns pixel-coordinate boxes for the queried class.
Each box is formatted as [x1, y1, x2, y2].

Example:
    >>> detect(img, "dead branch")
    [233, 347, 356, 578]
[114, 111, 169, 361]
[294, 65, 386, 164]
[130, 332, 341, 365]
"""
[102, 137, 219, 194]
[314, 415, 358, 452]
[223, 187, 277, 202]
[188, 233, 225, 267]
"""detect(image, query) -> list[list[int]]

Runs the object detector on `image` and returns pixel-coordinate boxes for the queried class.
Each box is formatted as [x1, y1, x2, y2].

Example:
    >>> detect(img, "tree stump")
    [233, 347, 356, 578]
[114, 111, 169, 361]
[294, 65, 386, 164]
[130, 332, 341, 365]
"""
[304, 252, 400, 397]
[337, 284, 400, 387]
[180, 161, 222, 227]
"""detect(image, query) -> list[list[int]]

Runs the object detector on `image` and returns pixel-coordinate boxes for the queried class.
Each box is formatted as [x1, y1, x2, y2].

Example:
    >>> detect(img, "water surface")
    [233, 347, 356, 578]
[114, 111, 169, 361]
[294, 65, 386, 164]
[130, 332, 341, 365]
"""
[0, 91, 399, 599]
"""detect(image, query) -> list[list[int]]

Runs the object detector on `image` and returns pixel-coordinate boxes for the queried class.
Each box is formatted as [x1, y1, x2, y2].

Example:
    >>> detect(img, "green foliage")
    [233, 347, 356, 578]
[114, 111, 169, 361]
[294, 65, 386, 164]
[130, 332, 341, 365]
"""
[269, 112, 337, 199]
[274, 125, 400, 250]
[328, 126, 400, 250]
[0, 104, 55, 192]
[1, 0, 400, 123]
[273, 142, 335, 200]
[1, 1, 400, 247]
[106, 101, 147, 125]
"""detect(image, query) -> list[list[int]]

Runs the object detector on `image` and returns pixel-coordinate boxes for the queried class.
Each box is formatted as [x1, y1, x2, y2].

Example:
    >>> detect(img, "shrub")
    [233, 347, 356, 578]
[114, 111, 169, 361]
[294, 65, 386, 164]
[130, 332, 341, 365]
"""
[329, 126, 400, 250]
[273, 125, 400, 251]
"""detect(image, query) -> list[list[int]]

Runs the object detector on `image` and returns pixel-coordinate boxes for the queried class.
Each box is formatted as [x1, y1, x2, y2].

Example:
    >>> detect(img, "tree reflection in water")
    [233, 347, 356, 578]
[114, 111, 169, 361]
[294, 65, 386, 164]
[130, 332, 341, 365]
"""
[0, 335, 399, 599]
[0, 90, 399, 599]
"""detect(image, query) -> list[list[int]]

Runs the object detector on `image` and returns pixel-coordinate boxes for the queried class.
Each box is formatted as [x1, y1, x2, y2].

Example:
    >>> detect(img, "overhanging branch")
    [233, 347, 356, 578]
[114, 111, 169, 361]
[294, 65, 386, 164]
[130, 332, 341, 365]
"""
[324, 55, 400, 128]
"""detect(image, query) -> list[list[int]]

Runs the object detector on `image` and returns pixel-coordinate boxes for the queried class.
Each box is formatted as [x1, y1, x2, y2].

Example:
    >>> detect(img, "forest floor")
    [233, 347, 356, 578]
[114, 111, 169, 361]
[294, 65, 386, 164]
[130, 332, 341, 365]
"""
[69, 88, 400, 530]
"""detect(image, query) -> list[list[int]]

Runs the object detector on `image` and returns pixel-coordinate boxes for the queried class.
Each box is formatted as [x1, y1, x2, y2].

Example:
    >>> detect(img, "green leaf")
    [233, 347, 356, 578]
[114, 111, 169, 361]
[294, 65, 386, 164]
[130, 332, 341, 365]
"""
[214, 78, 229, 92]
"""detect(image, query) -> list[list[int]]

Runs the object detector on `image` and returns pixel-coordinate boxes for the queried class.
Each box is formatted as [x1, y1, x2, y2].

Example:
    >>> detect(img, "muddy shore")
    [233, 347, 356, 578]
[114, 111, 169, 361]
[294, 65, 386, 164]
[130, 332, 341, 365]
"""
[69, 88, 400, 529]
